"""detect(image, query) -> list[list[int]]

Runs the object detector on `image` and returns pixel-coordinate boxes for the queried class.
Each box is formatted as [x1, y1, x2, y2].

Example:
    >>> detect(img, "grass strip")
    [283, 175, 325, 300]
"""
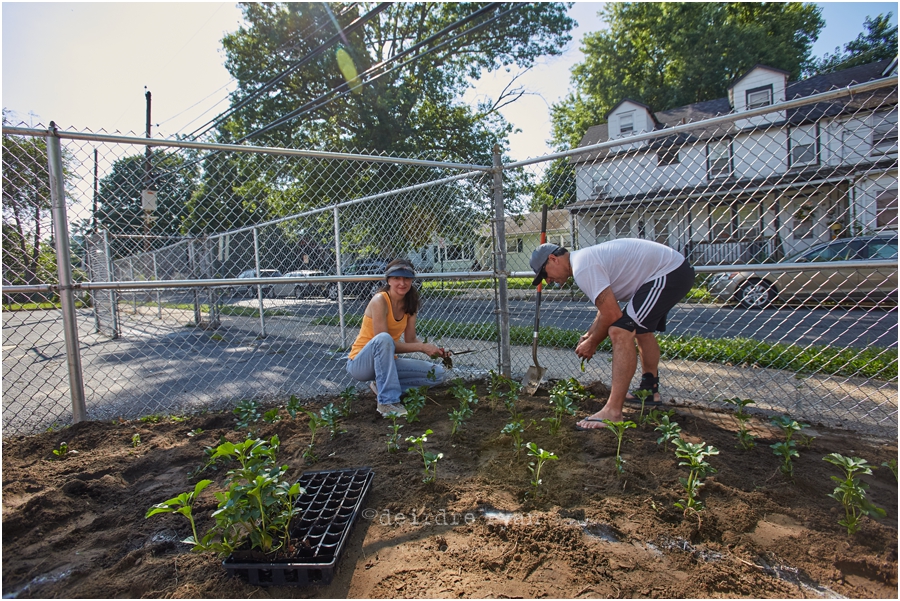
[312, 314, 897, 381]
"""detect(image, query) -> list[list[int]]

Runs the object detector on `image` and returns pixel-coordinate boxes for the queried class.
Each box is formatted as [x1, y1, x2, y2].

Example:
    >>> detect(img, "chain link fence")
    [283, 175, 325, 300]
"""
[3, 74, 897, 437]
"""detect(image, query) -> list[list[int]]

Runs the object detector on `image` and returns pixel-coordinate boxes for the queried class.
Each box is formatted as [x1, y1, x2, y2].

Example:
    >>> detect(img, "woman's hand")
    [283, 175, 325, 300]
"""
[423, 343, 446, 358]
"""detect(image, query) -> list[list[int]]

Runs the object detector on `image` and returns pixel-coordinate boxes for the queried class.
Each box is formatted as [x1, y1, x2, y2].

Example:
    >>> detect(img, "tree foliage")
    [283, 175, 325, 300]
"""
[1, 115, 70, 288]
[95, 150, 198, 257]
[550, 2, 824, 149]
[811, 13, 897, 75]
[182, 2, 574, 261]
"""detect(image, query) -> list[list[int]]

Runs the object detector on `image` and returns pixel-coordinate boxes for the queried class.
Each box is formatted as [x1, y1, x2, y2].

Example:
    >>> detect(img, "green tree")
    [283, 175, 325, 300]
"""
[188, 2, 573, 258]
[551, 2, 824, 149]
[812, 13, 897, 75]
[1, 114, 72, 290]
[95, 150, 198, 257]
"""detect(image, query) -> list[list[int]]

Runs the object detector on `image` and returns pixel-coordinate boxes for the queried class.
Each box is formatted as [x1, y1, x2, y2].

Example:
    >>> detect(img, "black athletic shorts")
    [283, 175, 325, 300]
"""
[610, 260, 694, 335]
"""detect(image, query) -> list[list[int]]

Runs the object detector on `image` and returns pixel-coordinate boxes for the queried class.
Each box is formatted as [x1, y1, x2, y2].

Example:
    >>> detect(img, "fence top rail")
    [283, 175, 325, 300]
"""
[511, 259, 898, 280]
[505, 75, 898, 170]
[0, 125, 494, 172]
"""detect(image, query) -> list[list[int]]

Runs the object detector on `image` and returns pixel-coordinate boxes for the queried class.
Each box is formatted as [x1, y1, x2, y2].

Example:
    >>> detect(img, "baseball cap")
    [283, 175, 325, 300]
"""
[385, 263, 416, 278]
[530, 243, 562, 286]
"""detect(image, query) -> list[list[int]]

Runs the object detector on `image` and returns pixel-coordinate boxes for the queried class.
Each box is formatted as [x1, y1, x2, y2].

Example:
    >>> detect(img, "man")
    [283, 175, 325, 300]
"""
[530, 239, 694, 430]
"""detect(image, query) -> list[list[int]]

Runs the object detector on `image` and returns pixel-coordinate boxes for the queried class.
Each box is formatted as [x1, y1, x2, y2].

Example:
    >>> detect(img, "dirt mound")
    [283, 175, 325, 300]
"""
[2, 381, 897, 598]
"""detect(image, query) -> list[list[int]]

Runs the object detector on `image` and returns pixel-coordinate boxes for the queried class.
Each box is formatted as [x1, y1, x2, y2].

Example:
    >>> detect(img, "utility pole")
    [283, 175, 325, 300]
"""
[141, 88, 156, 254]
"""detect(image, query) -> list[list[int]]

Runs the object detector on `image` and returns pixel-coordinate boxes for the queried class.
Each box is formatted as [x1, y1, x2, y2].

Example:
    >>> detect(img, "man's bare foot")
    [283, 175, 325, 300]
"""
[575, 407, 623, 430]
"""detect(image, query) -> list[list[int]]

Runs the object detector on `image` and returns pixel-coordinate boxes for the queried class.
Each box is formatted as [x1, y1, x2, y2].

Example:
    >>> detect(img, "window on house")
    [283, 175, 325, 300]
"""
[871, 110, 898, 155]
[619, 111, 634, 136]
[789, 125, 818, 167]
[709, 205, 733, 240]
[656, 146, 680, 166]
[876, 188, 898, 229]
[653, 218, 669, 245]
[746, 86, 773, 109]
[506, 238, 523, 254]
[595, 220, 611, 242]
[707, 140, 732, 178]
[445, 244, 473, 261]
[615, 217, 631, 237]
[736, 205, 761, 240]
[792, 205, 816, 239]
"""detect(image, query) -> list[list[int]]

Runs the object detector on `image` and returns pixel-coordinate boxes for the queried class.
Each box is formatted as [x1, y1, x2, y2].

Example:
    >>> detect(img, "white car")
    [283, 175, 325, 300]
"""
[271, 270, 325, 298]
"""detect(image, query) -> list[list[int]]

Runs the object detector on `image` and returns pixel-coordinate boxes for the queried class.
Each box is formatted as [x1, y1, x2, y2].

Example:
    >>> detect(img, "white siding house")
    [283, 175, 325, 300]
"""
[568, 59, 898, 265]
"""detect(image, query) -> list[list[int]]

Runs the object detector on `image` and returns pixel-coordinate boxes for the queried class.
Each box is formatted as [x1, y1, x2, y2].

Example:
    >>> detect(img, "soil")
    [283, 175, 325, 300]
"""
[2, 379, 897, 599]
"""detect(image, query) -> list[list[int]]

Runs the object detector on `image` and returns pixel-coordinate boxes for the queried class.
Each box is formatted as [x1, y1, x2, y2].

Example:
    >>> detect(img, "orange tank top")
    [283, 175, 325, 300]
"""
[348, 292, 408, 359]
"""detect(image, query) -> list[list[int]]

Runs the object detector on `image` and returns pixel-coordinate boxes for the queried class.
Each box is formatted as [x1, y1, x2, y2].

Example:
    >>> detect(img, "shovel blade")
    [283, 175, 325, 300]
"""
[522, 365, 547, 395]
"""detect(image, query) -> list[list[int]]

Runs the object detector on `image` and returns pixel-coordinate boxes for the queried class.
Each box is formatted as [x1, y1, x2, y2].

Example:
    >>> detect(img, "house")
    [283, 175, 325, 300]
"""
[568, 59, 898, 265]
[476, 209, 573, 273]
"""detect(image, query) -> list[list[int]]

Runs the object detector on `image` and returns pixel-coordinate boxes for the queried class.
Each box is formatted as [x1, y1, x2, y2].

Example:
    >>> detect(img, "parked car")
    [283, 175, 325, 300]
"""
[227, 269, 282, 298]
[270, 270, 325, 298]
[708, 234, 898, 309]
[323, 260, 388, 300]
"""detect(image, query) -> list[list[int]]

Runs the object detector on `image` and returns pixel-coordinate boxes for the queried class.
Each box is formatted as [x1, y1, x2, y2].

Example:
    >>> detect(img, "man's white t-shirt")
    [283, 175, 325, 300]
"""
[570, 239, 685, 304]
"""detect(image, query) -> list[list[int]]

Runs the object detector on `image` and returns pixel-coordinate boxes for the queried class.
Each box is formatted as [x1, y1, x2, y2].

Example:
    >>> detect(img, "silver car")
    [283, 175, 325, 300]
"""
[270, 270, 324, 298]
[708, 234, 898, 309]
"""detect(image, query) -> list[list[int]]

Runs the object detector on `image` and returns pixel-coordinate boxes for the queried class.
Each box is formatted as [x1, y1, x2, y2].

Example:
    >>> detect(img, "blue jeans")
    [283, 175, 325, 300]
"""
[346, 332, 445, 405]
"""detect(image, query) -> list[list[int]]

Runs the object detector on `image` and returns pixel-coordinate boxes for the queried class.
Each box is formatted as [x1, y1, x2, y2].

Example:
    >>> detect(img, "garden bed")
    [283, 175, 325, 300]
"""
[1, 380, 897, 598]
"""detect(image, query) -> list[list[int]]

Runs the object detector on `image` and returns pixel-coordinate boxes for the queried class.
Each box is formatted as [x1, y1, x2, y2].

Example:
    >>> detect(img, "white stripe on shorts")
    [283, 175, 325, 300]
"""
[631, 273, 666, 328]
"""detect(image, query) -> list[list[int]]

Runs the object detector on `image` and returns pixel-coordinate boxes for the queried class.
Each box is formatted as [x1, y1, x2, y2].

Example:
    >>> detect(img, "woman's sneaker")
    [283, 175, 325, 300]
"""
[377, 403, 408, 417]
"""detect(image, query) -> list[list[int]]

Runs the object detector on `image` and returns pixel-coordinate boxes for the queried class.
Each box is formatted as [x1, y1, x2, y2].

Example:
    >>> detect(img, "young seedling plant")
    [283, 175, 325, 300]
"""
[319, 403, 346, 439]
[402, 386, 427, 423]
[448, 384, 478, 436]
[771, 441, 799, 477]
[52, 441, 76, 459]
[406, 429, 442, 483]
[263, 408, 281, 423]
[526, 442, 558, 498]
[673, 438, 719, 516]
[654, 415, 682, 453]
[544, 381, 578, 435]
[302, 409, 327, 463]
[233, 399, 261, 430]
[145, 479, 212, 551]
[131, 433, 141, 448]
[630, 388, 653, 425]
[285, 395, 303, 419]
[823, 453, 886, 535]
[502, 420, 526, 457]
[721, 397, 756, 450]
[882, 459, 898, 481]
[601, 420, 636, 475]
[384, 411, 403, 452]
[338, 385, 358, 417]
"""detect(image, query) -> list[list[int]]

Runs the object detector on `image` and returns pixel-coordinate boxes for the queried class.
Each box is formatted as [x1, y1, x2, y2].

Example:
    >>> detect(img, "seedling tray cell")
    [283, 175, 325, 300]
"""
[223, 466, 374, 586]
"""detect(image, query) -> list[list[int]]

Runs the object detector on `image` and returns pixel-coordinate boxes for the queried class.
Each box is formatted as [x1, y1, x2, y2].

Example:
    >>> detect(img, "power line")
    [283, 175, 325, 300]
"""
[185, 2, 391, 140]
[238, 3, 510, 143]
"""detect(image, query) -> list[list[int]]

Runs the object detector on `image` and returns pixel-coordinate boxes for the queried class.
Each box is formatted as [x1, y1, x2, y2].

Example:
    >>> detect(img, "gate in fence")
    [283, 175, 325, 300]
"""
[2, 73, 897, 437]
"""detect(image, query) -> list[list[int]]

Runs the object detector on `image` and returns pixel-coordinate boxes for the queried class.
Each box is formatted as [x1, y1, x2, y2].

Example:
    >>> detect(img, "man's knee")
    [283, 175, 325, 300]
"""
[609, 325, 636, 347]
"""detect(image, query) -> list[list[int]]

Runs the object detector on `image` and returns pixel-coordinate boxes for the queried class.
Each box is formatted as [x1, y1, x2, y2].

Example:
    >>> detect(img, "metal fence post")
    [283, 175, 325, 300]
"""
[152, 251, 161, 319]
[47, 122, 87, 422]
[333, 205, 347, 348]
[252, 227, 266, 337]
[104, 230, 119, 338]
[492, 144, 511, 377]
[188, 239, 201, 326]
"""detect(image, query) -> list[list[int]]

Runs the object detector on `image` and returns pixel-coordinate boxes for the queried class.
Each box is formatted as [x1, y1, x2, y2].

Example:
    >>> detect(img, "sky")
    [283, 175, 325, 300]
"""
[2, 1, 898, 162]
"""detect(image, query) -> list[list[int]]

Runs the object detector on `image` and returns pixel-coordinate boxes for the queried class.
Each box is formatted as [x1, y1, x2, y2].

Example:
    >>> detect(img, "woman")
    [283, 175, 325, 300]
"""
[346, 259, 447, 416]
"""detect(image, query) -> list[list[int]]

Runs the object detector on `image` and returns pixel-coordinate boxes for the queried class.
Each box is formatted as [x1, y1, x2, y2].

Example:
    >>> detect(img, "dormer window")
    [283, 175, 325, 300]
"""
[746, 85, 773, 109]
[619, 111, 634, 135]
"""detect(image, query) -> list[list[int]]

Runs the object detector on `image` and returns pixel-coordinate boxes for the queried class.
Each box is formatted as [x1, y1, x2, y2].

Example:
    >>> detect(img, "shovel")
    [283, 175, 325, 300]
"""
[522, 204, 549, 395]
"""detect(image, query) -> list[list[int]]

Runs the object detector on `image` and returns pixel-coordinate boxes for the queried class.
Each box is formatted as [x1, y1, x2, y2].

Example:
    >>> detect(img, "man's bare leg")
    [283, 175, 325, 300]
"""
[626, 333, 661, 403]
[576, 326, 636, 429]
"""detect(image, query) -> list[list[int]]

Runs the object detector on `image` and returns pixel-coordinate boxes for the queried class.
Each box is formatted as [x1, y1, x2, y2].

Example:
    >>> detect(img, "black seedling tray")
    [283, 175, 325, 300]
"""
[223, 466, 374, 586]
